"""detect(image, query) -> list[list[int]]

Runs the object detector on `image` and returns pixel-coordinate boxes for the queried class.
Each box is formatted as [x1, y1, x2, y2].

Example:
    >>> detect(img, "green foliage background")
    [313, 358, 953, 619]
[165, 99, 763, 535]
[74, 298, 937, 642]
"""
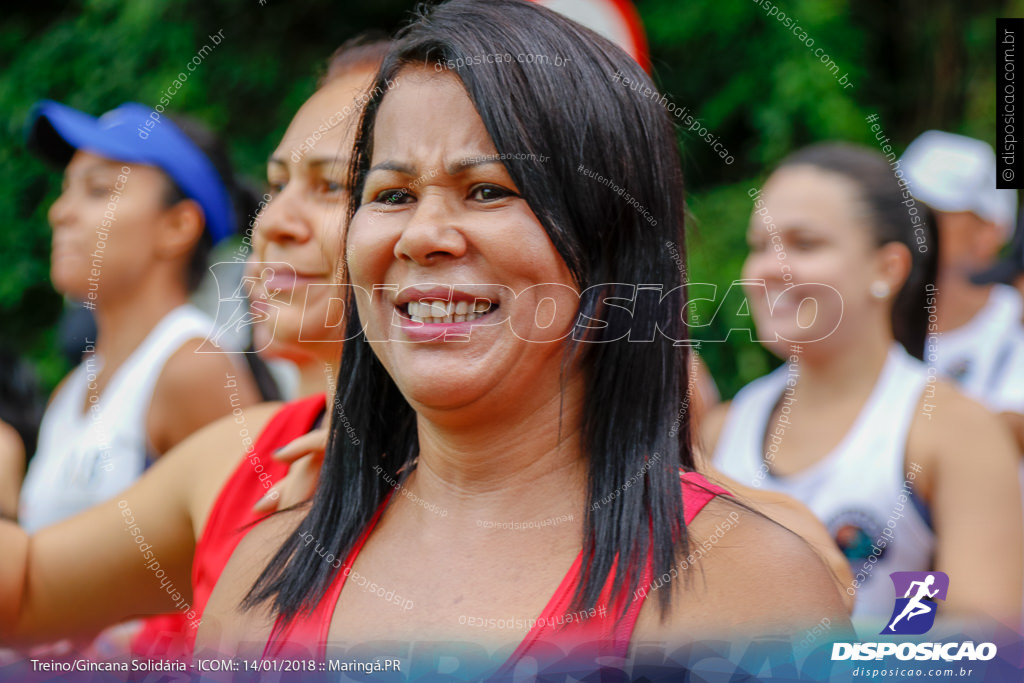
[0, 0, 1017, 397]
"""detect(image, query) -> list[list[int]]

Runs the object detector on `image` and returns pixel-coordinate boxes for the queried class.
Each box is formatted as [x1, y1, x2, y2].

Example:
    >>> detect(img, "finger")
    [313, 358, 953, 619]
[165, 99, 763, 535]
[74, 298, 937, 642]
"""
[272, 428, 329, 463]
[252, 487, 281, 513]
[277, 456, 321, 509]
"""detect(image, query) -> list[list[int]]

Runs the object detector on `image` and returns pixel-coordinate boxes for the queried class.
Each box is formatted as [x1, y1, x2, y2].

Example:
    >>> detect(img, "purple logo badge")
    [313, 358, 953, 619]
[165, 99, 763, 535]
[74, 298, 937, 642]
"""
[881, 571, 949, 635]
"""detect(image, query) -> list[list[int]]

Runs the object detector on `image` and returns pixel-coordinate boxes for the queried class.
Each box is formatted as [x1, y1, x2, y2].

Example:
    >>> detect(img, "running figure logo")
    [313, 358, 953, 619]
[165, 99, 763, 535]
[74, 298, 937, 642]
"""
[881, 571, 949, 635]
[199, 261, 293, 353]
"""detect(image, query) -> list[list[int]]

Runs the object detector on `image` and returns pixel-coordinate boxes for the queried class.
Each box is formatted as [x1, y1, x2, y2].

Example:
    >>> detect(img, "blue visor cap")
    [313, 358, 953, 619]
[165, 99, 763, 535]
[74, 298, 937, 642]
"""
[26, 100, 235, 244]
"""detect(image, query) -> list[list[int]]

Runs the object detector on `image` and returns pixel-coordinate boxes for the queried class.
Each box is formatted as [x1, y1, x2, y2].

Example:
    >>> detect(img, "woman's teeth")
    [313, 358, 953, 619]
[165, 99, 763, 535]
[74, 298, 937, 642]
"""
[406, 299, 493, 324]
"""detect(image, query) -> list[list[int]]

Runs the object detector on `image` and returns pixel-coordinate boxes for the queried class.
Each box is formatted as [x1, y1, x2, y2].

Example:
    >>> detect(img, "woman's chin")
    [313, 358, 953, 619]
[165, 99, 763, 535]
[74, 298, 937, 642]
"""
[397, 374, 493, 415]
[50, 277, 92, 303]
[758, 327, 829, 353]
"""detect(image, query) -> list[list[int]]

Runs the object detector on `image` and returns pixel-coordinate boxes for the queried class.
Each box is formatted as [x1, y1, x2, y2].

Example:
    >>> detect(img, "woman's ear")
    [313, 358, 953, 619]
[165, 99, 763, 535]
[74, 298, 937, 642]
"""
[875, 241, 913, 296]
[156, 198, 206, 259]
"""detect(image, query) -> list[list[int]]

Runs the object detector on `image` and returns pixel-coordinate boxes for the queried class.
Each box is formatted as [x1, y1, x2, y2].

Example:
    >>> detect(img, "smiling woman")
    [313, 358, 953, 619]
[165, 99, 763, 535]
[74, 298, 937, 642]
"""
[0, 38, 394, 658]
[196, 0, 850, 675]
[709, 144, 1023, 627]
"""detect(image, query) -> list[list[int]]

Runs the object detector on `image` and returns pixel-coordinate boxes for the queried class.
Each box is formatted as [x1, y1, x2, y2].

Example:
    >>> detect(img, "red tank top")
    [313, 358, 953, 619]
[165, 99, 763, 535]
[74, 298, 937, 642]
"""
[129, 394, 326, 659]
[263, 471, 729, 672]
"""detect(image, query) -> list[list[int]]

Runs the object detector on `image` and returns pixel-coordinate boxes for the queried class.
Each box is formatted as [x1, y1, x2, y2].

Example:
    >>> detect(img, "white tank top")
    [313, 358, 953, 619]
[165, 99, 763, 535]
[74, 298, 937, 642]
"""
[935, 283, 1024, 413]
[711, 344, 935, 619]
[19, 304, 215, 532]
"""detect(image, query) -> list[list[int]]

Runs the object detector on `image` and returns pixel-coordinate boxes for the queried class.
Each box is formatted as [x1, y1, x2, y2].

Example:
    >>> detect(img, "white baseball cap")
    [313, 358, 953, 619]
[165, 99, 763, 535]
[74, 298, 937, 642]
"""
[900, 130, 1018, 240]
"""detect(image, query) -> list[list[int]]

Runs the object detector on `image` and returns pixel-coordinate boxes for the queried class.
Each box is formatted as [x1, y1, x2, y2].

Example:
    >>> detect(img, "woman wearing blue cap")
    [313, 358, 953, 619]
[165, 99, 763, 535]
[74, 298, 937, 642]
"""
[17, 102, 261, 533]
[0, 38, 395, 657]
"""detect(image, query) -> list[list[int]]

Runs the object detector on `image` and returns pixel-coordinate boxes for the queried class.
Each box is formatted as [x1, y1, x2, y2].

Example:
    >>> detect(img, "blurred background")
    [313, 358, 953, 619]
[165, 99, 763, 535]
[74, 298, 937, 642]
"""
[0, 0, 1017, 398]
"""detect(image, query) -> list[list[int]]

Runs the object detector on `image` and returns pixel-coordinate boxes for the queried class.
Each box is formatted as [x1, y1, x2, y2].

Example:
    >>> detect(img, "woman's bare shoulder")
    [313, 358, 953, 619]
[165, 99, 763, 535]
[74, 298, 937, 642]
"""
[195, 506, 305, 655]
[705, 472, 854, 611]
[633, 497, 851, 644]
[160, 401, 283, 531]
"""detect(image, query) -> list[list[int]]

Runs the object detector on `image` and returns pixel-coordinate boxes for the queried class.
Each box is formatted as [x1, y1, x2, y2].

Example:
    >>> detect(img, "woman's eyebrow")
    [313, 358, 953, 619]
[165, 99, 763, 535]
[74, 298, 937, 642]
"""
[65, 162, 117, 181]
[308, 157, 350, 173]
[267, 155, 349, 170]
[367, 157, 506, 177]
[367, 160, 417, 176]
[445, 157, 504, 175]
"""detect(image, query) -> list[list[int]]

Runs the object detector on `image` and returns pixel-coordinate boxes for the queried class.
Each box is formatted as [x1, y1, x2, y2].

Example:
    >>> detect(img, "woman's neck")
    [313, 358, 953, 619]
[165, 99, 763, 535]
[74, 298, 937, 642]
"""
[790, 327, 893, 401]
[92, 282, 189, 366]
[301, 358, 332, 399]
[405, 374, 588, 521]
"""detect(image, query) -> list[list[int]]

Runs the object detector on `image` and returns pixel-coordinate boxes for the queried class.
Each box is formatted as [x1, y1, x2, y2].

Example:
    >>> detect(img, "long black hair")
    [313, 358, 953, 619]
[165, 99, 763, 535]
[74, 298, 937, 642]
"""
[777, 143, 939, 359]
[246, 0, 695, 622]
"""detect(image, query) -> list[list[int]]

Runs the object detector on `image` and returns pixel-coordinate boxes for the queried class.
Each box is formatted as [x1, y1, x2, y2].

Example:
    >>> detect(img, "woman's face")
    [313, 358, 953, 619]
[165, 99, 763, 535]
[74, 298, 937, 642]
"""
[346, 67, 579, 417]
[47, 152, 176, 301]
[250, 71, 373, 363]
[741, 165, 886, 355]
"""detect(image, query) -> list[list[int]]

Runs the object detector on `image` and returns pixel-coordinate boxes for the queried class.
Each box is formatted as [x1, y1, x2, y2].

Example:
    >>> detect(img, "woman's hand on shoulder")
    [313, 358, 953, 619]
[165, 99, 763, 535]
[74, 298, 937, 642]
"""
[253, 426, 328, 513]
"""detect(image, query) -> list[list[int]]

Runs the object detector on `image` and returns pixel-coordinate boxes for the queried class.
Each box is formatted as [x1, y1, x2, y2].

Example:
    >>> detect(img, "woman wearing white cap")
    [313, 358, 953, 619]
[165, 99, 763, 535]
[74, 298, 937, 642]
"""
[16, 104, 261, 532]
[709, 142, 1022, 627]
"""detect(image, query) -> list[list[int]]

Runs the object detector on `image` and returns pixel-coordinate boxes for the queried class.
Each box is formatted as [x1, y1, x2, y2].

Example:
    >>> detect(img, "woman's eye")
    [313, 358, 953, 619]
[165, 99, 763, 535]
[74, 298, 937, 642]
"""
[319, 180, 346, 195]
[87, 185, 111, 198]
[266, 180, 286, 194]
[469, 184, 516, 202]
[790, 237, 820, 251]
[371, 188, 412, 205]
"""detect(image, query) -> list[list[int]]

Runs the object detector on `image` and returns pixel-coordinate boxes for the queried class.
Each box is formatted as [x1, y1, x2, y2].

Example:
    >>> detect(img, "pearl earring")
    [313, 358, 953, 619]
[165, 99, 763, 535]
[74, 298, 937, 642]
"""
[870, 281, 891, 299]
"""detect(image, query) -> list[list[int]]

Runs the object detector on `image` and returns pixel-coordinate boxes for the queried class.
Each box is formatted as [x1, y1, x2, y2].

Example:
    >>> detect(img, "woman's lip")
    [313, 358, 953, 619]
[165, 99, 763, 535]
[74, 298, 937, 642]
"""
[394, 285, 497, 306]
[261, 273, 329, 291]
[51, 242, 84, 255]
[394, 307, 501, 342]
[250, 299, 273, 314]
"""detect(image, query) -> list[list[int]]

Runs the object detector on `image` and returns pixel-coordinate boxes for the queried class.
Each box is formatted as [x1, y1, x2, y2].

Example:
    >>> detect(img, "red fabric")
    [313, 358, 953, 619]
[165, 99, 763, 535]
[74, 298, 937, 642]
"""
[263, 470, 730, 668]
[129, 394, 326, 659]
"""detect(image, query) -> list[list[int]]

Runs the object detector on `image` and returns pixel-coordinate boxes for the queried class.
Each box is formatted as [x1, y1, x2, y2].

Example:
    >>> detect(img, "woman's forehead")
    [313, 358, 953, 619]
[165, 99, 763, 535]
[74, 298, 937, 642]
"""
[273, 74, 375, 162]
[371, 69, 498, 166]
